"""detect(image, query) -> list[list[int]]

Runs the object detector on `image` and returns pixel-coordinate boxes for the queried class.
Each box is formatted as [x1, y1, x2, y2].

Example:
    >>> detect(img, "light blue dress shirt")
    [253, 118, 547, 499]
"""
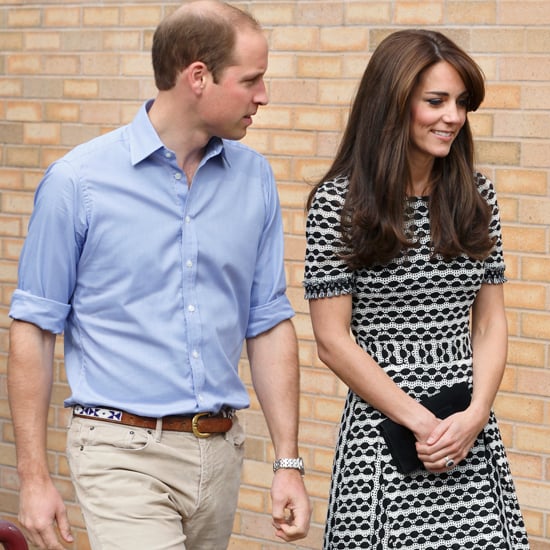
[10, 100, 294, 417]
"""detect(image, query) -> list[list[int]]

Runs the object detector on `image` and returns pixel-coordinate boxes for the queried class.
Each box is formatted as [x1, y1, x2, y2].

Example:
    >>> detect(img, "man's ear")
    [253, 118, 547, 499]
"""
[187, 62, 208, 93]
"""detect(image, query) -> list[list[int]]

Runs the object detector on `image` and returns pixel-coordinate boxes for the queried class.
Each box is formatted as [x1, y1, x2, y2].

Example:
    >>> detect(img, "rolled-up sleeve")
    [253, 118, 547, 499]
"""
[9, 160, 86, 333]
[246, 162, 294, 338]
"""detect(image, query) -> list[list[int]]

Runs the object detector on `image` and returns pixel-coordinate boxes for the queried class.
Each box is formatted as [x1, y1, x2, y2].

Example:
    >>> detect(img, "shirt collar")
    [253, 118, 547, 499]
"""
[129, 99, 229, 167]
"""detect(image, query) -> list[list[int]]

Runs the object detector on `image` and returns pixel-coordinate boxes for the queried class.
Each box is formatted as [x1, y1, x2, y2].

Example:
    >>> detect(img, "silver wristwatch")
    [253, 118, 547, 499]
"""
[273, 457, 305, 476]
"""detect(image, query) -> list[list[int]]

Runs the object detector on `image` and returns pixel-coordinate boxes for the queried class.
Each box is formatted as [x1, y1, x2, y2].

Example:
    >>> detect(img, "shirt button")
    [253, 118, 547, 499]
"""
[185, 216, 191, 223]
[192, 350, 199, 358]
[188, 304, 195, 312]
[186, 260, 193, 268]
[164, 151, 172, 158]
[174, 172, 182, 180]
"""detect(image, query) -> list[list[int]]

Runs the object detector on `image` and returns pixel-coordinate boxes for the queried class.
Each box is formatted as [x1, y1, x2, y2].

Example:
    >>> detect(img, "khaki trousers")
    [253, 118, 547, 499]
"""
[66, 414, 245, 550]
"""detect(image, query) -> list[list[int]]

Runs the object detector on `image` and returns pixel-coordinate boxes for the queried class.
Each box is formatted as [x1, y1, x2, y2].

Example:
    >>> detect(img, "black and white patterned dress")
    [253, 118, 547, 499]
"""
[304, 173, 530, 549]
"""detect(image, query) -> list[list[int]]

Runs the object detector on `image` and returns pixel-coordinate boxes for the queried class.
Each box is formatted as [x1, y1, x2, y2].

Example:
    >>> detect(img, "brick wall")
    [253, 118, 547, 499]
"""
[0, 1, 548, 549]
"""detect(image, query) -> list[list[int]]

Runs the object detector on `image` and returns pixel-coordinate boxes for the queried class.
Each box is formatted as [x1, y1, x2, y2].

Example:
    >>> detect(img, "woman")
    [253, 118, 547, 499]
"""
[304, 30, 529, 549]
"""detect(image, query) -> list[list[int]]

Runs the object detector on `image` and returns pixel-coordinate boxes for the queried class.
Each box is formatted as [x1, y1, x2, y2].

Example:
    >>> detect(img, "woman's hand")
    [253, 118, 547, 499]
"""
[415, 405, 489, 473]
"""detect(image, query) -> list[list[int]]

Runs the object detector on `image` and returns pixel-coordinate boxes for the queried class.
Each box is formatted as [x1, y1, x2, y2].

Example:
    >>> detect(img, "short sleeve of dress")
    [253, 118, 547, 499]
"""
[303, 176, 355, 299]
[476, 172, 507, 284]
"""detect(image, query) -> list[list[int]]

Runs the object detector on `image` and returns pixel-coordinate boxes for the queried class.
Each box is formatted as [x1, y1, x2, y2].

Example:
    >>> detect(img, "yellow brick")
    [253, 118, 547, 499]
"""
[0, 216, 22, 237]
[472, 29, 525, 53]
[515, 479, 550, 511]
[469, 112, 493, 137]
[0, 32, 24, 51]
[228, 536, 262, 550]
[496, 113, 550, 139]
[501, 56, 550, 81]
[121, 6, 162, 26]
[318, 80, 357, 106]
[7, 8, 41, 27]
[83, 7, 120, 27]
[446, 1, 496, 24]
[523, 141, 550, 169]
[508, 339, 546, 368]
[507, 450, 543, 479]
[504, 282, 547, 310]
[521, 509, 544, 537]
[297, 55, 342, 78]
[516, 363, 550, 395]
[43, 55, 79, 75]
[496, 169, 548, 195]
[237, 487, 266, 513]
[265, 53, 296, 78]
[494, 393, 544, 423]
[502, 226, 546, 255]
[496, 196, 517, 223]
[484, 84, 521, 109]
[296, 2, 344, 25]
[44, 102, 80, 122]
[62, 30, 102, 52]
[526, 29, 550, 53]
[252, 106, 292, 129]
[63, 79, 99, 99]
[43, 7, 81, 27]
[320, 27, 368, 52]
[81, 53, 119, 76]
[6, 101, 41, 122]
[294, 157, 332, 183]
[121, 54, 153, 77]
[271, 27, 319, 51]
[103, 31, 141, 51]
[522, 256, 550, 284]
[518, 197, 550, 225]
[395, 2, 443, 24]
[6, 54, 41, 74]
[500, 1, 550, 25]
[272, 131, 316, 156]
[0, 79, 22, 97]
[314, 396, 346, 423]
[269, 79, 319, 104]
[346, 3, 391, 24]
[5, 146, 40, 169]
[522, 84, 550, 110]
[476, 140, 520, 165]
[24, 122, 60, 145]
[25, 31, 61, 51]
[249, 3, 295, 25]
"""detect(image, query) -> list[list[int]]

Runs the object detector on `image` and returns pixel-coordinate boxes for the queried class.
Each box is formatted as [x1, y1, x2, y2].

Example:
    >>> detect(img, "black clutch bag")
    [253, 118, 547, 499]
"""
[378, 382, 471, 474]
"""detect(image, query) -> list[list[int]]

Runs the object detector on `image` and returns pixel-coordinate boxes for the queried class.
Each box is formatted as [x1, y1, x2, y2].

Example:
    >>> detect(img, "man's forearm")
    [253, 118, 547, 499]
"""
[8, 320, 56, 478]
[246, 319, 300, 458]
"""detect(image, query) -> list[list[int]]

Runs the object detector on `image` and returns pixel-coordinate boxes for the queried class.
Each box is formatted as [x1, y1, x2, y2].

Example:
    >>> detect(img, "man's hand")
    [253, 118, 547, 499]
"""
[18, 477, 73, 550]
[271, 469, 311, 542]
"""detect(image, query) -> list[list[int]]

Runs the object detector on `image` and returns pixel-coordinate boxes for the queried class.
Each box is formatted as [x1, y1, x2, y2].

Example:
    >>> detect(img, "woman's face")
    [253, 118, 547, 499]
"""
[409, 61, 469, 163]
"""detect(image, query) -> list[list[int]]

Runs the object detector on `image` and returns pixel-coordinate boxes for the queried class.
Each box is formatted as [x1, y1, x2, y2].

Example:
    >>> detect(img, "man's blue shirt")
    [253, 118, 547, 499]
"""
[10, 101, 294, 417]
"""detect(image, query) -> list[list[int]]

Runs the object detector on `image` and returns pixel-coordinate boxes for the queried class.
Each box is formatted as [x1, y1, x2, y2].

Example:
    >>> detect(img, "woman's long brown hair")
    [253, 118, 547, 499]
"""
[307, 29, 495, 269]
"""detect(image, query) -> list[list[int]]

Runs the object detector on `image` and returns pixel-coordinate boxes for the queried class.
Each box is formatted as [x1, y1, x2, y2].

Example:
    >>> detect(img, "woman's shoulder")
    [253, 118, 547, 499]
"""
[310, 175, 349, 205]
[474, 171, 498, 203]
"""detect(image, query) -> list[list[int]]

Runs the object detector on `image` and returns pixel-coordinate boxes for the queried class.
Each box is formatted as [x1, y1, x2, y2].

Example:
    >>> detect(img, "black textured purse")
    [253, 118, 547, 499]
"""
[378, 382, 471, 474]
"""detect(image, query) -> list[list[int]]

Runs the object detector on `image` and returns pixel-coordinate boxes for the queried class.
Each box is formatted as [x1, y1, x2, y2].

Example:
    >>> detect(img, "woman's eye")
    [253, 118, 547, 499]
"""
[427, 98, 442, 106]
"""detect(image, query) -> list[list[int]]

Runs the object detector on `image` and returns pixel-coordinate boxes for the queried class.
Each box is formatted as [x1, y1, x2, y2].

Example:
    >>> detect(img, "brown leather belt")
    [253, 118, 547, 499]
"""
[73, 405, 233, 438]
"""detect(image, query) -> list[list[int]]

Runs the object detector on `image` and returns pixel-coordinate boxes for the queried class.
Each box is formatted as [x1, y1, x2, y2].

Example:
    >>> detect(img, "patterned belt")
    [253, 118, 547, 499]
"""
[73, 405, 233, 438]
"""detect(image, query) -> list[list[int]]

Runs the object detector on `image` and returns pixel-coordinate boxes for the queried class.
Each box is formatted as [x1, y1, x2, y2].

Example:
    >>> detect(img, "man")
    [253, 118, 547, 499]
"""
[7, 1, 311, 548]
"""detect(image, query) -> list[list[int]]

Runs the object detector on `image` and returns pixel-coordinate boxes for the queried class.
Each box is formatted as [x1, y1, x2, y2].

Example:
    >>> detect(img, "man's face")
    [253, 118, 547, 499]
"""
[200, 29, 269, 141]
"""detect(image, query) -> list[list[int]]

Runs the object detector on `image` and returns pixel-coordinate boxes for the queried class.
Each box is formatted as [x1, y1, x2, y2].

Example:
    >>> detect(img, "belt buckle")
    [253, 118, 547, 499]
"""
[192, 412, 211, 438]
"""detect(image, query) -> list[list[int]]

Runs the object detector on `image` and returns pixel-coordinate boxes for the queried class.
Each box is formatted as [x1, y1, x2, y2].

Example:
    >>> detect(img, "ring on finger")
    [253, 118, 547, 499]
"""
[444, 456, 455, 469]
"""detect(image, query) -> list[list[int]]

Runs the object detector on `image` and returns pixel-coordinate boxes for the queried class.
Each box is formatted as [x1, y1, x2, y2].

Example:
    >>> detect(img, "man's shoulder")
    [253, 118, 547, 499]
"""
[62, 125, 129, 165]
[221, 138, 268, 165]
